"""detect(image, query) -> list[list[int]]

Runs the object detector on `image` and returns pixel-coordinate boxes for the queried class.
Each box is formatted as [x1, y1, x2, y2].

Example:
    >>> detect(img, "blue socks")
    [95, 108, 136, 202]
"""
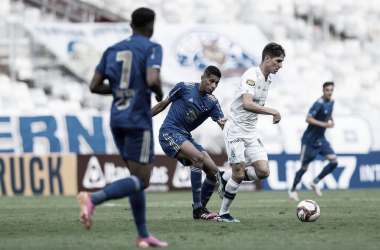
[315, 159, 338, 183]
[291, 167, 307, 191]
[90, 175, 149, 238]
[201, 177, 217, 208]
[90, 190, 107, 205]
[191, 166, 203, 210]
[129, 191, 149, 238]
[91, 175, 143, 205]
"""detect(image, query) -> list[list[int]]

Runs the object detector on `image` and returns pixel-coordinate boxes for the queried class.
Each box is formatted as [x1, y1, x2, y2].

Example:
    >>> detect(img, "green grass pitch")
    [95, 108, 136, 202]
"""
[1, 189, 380, 250]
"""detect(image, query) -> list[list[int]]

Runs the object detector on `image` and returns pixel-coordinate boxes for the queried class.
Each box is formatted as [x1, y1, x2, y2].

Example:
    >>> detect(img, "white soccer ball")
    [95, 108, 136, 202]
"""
[296, 200, 320, 222]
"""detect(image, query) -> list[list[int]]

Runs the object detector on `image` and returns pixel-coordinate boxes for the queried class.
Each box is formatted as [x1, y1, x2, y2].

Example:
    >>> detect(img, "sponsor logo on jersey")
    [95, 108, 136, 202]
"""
[230, 138, 243, 144]
[246, 79, 255, 86]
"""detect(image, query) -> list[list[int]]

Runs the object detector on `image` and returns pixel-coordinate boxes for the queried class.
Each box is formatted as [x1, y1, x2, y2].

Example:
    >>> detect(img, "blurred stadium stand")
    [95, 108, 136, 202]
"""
[0, 0, 379, 152]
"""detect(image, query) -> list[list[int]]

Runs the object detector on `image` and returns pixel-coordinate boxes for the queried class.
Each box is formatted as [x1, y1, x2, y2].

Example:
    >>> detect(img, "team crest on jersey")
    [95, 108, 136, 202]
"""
[173, 29, 259, 78]
[246, 79, 255, 86]
[186, 109, 198, 121]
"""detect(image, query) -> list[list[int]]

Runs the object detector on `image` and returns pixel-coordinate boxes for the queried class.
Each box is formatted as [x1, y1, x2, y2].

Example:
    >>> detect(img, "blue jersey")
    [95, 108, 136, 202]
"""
[95, 34, 163, 129]
[302, 96, 334, 145]
[160, 82, 224, 136]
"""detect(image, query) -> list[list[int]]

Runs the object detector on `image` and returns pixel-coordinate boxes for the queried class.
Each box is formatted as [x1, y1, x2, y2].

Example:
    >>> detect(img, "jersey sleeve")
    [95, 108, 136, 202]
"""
[146, 44, 163, 69]
[308, 101, 323, 118]
[95, 49, 109, 76]
[240, 71, 257, 96]
[168, 82, 185, 102]
[210, 101, 224, 121]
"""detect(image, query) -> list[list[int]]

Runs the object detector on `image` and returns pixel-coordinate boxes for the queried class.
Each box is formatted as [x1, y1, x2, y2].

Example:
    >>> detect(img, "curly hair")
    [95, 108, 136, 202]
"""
[131, 8, 155, 28]
[204, 65, 222, 78]
[262, 42, 286, 61]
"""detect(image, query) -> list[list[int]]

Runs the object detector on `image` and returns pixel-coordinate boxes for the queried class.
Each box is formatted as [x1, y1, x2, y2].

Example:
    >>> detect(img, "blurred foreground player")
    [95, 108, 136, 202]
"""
[216, 43, 285, 222]
[288, 82, 336, 201]
[76, 8, 168, 248]
[151, 66, 227, 220]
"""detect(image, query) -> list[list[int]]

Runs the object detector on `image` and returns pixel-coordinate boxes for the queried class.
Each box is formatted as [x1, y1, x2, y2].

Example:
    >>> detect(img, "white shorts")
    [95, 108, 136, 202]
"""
[223, 126, 268, 165]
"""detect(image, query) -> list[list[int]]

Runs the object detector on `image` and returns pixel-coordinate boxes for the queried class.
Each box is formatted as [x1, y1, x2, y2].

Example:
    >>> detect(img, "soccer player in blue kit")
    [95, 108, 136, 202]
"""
[288, 82, 337, 201]
[151, 66, 227, 220]
[76, 8, 168, 248]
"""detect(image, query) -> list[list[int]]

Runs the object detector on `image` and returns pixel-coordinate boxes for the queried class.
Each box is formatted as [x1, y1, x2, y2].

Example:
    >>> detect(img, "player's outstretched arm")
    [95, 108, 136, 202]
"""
[151, 97, 171, 117]
[147, 68, 163, 102]
[306, 116, 334, 128]
[90, 72, 112, 94]
[242, 93, 281, 124]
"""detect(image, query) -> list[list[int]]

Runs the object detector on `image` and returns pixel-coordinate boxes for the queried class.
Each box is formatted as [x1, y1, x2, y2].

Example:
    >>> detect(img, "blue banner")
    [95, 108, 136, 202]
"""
[263, 152, 380, 190]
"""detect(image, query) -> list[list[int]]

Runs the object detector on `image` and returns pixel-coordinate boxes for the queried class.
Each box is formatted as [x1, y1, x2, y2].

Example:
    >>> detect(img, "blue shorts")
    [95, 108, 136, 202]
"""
[300, 140, 335, 164]
[111, 127, 154, 163]
[159, 132, 204, 166]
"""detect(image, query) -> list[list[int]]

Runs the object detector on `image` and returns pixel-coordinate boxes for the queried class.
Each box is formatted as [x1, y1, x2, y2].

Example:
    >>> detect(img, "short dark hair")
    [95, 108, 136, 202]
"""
[204, 65, 221, 78]
[323, 82, 334, 89]
[262, 42, 286, 61]
[131, 8, 155, 28]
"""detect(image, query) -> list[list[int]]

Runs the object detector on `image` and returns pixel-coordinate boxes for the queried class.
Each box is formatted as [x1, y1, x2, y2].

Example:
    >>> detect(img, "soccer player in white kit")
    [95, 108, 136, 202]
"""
[216, 43, 285, 222]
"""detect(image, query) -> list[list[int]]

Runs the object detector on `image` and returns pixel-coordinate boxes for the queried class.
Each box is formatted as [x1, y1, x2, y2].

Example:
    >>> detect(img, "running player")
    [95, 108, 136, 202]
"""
[216, 43, 285, 222]
[288, 82, 336, 201]
[151, 66, 227, 220]
[76, 8, 168, 248]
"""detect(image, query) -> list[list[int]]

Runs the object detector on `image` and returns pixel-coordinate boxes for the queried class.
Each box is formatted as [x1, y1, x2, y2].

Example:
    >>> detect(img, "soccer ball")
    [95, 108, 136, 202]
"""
[296, 200, 320, 222]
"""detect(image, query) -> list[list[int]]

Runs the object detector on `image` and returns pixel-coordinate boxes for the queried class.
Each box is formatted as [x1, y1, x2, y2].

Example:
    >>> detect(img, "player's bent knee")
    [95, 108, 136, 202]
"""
[261, 168, 270, 179]
[192, 153, 204, 167]
[233, 170, 245, 183]
[257, 168, 270, 179]
[203, 167, 218, 177]
[330, 158, 338, 169]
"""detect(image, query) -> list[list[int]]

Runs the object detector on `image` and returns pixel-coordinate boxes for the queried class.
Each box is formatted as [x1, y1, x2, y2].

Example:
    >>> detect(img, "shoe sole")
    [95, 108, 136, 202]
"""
[77, 192, 92, 230]
[216, 172, 225, 199]
[193, 214, 218, 220]
[217, 219, 240, 222]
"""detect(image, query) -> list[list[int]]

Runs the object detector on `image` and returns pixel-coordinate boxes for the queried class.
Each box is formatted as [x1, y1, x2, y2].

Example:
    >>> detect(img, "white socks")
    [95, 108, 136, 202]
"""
[245, 167, 259, 180]
[219, 179, 240, 215]
[222, 167, 259, 182]
[222, 171, 232, 182]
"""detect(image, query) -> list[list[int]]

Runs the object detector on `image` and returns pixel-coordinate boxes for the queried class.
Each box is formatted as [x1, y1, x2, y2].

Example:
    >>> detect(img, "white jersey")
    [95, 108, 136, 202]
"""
[226, 66, 272, 136]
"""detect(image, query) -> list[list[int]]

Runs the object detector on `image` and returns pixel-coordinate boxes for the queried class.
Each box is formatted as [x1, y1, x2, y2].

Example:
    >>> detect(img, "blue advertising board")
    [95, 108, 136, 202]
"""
[263, 152, 380, 190]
